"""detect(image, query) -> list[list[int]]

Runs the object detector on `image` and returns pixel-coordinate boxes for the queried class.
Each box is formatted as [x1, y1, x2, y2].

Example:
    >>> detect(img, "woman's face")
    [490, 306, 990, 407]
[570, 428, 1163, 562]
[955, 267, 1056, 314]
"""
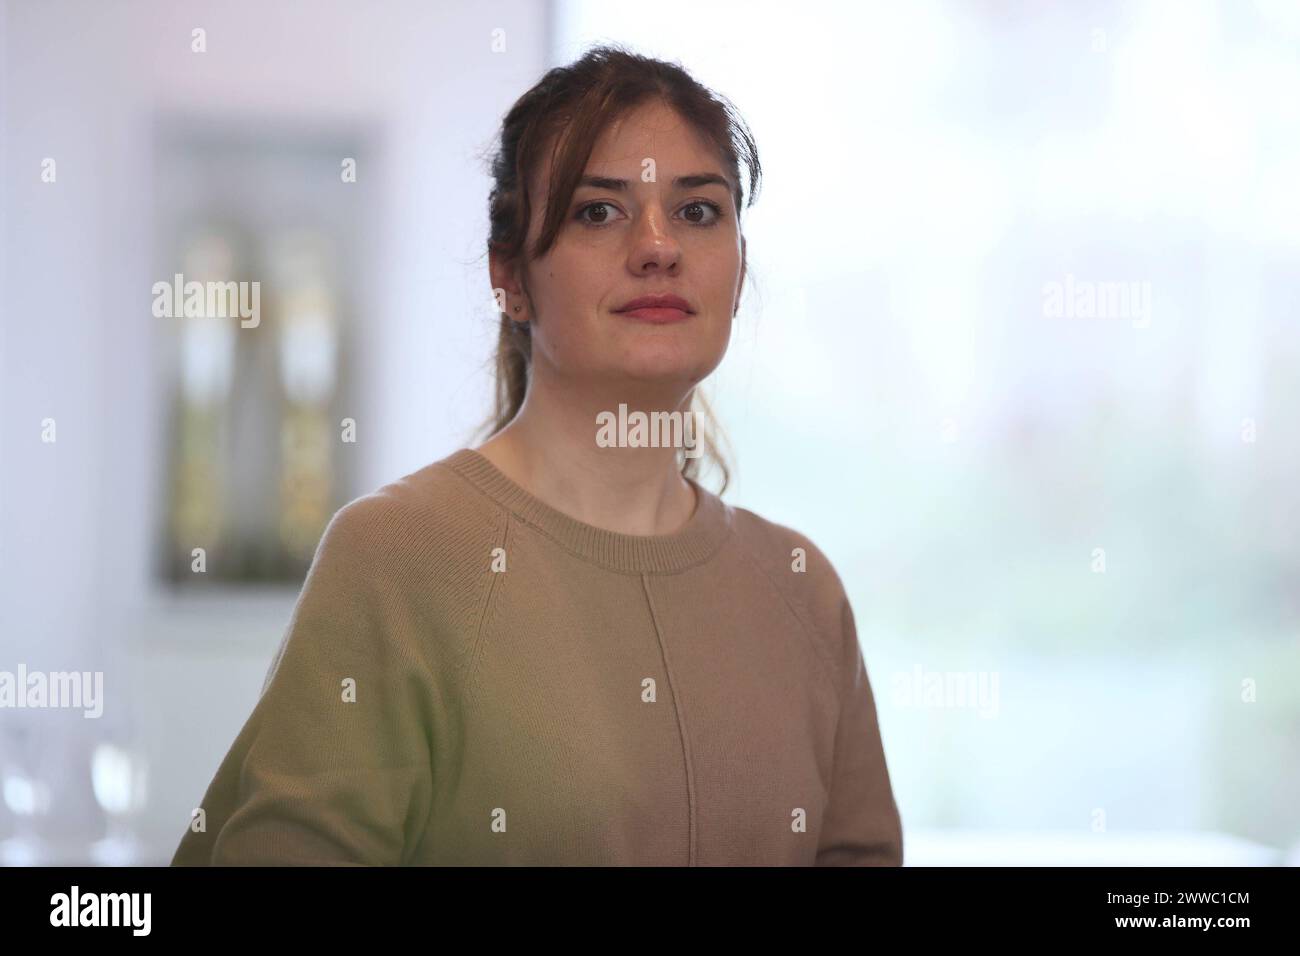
[506, 99, 745, 399]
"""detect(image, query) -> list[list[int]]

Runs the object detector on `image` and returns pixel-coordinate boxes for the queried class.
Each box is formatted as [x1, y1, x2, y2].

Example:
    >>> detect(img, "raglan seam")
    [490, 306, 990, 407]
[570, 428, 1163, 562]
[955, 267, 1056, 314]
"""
[463, 507, 511, 715]
[403, 506, 507, 863]
[729, 528, 845, 711]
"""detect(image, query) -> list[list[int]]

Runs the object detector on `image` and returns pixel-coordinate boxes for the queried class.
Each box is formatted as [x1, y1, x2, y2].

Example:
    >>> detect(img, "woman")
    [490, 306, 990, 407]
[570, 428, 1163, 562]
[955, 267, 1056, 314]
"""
[172, 44, 902, 866]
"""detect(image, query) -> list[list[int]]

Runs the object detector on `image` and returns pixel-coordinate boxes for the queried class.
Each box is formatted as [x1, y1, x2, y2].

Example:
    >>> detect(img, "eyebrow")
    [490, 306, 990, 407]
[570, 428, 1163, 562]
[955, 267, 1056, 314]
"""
[577, 172, 732, 192]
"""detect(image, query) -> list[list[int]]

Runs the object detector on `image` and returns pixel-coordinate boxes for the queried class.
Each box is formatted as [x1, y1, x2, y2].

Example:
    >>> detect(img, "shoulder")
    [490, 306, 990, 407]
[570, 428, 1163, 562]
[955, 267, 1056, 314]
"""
[263, 456, 508, 694]
[726, 503, 855, 673]
[728, 503, 850, 609]
[311, 456, 510, 587]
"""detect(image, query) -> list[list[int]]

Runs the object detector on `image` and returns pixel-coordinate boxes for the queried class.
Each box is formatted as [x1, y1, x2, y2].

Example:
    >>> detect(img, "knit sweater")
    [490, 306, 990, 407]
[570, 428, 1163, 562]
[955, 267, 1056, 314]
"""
[170, 448, 903, 866]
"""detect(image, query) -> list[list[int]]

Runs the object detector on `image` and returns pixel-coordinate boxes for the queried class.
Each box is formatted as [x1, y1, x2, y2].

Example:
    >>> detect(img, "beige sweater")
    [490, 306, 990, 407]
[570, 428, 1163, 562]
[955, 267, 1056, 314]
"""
[171, 448, 902, 865]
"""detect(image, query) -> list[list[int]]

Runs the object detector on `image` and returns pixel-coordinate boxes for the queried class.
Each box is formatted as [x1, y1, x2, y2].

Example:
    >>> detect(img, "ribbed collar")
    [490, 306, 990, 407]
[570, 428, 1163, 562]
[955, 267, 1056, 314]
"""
[439, 447, 733, 575]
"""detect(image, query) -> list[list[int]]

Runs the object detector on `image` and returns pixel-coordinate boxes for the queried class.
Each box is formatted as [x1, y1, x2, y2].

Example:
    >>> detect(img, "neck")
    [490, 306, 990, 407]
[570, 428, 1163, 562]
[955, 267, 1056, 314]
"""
[475, 374, 700, 536]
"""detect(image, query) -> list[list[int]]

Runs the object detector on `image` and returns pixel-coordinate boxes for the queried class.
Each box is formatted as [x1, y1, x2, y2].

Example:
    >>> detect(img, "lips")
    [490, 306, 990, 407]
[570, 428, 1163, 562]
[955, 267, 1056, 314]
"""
[613, 293, 696, 324]
[614, 293, 695, 314]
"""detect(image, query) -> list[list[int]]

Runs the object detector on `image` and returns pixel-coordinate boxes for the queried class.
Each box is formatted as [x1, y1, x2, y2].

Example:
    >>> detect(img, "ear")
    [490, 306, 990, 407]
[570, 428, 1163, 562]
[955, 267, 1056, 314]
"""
[488, 245, 524, 312]
[488, 246, 510, 291]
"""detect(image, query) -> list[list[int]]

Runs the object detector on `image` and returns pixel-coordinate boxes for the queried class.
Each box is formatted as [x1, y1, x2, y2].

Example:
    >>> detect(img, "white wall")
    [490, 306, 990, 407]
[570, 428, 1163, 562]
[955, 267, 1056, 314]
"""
[0, 0, 551, 862]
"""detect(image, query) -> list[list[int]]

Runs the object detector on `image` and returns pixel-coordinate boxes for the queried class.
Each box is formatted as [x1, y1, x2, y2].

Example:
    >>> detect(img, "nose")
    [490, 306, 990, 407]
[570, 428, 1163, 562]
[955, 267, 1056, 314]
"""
[626, 203, 681, 274]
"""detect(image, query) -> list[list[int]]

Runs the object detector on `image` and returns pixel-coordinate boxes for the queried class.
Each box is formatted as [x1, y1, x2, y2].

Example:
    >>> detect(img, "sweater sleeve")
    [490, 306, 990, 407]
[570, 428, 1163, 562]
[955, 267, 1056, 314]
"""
[170, 498, 435, 866]
[815, 596, 903, 865]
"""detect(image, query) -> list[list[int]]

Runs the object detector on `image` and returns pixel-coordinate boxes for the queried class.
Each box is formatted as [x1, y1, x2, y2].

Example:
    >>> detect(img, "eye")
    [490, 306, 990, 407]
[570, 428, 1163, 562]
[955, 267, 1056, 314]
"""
[574, 199, 726, 229]
[574, 201, 625, 226]
[680, 201, 724, 226]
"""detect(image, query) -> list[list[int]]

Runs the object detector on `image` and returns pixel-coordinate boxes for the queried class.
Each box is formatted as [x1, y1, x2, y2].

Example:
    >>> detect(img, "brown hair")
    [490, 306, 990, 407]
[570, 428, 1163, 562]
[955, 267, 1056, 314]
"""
[476, 43, 761, 496]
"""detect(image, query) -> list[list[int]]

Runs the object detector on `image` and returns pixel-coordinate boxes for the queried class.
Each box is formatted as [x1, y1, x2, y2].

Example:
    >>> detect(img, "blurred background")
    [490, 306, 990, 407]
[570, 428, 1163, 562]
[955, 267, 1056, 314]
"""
[1, 0, 1296, 865]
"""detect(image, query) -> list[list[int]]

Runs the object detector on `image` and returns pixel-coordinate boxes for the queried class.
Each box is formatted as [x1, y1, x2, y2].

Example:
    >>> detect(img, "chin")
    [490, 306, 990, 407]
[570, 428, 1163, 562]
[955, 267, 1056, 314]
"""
[616, 324, 725, 376]
[616, 349, 721, 386]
